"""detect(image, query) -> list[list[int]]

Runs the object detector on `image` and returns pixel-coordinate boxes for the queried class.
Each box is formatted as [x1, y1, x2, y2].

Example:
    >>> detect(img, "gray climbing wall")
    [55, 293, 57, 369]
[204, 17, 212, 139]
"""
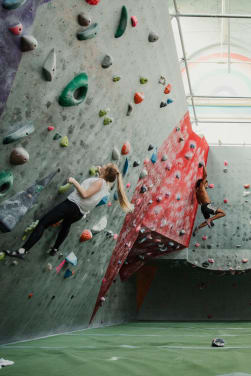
[0, 0, 187, 343]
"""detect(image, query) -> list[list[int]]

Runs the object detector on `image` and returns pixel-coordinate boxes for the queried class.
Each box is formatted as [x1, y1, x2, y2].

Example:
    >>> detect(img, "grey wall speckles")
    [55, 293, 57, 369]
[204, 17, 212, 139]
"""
[0, 0, 187, 343]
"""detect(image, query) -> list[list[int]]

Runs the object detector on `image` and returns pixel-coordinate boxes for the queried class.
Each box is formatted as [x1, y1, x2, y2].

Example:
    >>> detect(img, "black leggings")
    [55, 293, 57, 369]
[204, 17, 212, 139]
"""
[23, 199, 83, 251]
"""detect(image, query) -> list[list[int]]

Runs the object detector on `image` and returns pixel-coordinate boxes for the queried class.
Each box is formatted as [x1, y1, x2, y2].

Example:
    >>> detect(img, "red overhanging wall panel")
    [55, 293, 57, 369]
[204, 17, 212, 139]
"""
[89, 112, 209, 323]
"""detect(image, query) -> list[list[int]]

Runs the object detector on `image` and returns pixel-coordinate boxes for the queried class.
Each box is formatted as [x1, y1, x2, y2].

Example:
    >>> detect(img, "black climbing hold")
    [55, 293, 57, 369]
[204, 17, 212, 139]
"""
[148, 144, 154, 151]
[114, 191, 118, 200]
[115, 5, 128, 38]
[0, 170, 13, 198]
[160, 101, 167, 108]
[101, 54, 113, 69]
[127, 103, 133, 116]
[133, 161, 140, 167]
[161, 154, 167, 161]
[3, 122, 34, 144]
[43, 48, 56, 82]
[140, 185, 147, 194]
[179, 229, 186, 236]
[59, 73, 88, 107]
[202, 261, 209, 268]
[2, 0, 27, 9]
[148, 31, 159, 42]
[77, 23, 99, 40]
[20, 35, 38, 52]
[78, 13, 91, 27]
[53, 133, 62, 140]
[212, 338, 224, 347]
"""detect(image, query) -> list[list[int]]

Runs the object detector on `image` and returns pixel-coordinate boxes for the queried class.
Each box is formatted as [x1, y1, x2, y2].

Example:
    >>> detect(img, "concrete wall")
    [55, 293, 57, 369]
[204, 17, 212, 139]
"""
[0, 0, 187, 343]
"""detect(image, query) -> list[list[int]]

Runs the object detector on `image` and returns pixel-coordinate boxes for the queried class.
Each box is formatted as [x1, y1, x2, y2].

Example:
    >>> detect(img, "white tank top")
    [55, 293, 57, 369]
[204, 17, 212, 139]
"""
[68, 178, 109, 215]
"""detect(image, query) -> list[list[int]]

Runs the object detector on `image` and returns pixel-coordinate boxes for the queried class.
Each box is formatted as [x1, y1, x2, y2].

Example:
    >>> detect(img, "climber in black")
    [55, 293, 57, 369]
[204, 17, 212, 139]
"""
[4, 164, 133, 259]
[193, 163, 226, 236]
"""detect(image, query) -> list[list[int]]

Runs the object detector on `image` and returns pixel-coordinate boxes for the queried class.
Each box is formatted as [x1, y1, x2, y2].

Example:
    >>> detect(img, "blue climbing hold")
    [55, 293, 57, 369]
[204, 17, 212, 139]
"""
[122, 157, 129, 177]
[96, 195, 109, 206]
[167, 99, 173, 104]
[114, 191, 118, 201]
[151, 148, 158, 164]
[64, 269, 74, 279]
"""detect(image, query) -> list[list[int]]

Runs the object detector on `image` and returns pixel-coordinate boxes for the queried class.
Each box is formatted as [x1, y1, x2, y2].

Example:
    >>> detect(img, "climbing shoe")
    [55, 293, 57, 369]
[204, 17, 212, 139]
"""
[4, 248, 26, 260]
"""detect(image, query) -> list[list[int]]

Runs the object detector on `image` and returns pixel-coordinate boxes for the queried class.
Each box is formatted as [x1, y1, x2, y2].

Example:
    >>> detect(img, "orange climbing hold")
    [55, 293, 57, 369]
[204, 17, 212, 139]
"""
[134, 92, 144, 104]
[85, 0, 100, 5]
[164, 84, 172, 94]
[80, 229, 93, 242]
[28, 293, 33, 299]
[121, 141, 131, 155]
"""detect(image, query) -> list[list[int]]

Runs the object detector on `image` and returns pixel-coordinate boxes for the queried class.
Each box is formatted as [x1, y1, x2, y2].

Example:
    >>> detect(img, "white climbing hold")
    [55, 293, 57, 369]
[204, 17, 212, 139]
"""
[139, 169, 148, 179]
[112, 147, 120, 160]
[43, 48, 56, 81]
[92, 216, 107, 233]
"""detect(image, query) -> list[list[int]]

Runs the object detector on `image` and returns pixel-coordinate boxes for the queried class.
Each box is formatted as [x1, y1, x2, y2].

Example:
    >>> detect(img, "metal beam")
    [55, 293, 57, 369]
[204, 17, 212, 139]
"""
[170, 13, 251, 19]
[187, 95, 251, 99]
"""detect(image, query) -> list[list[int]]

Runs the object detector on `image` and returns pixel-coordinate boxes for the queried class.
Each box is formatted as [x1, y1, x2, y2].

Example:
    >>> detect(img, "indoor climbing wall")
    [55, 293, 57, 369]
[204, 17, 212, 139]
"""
[0, 0, 188, 343]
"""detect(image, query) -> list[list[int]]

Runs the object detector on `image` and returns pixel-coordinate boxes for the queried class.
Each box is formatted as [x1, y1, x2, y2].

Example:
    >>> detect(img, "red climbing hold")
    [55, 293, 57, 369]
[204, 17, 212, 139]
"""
[126, 183, 131, 189]
[208, 184, 214, 189]
[85, 0, 100, 5]
[208, 258, 214, 263]
[202, 235, 207, 241]
[28, 293, 33, 299]
[224, 160, 228, 166]
[107, 202, 112, 207]
[223, 199, 228, 203]
[113, 234, 118, 240]
[9, 23, 23, 35]
[134, 92, 144, 104]
[80, 229, 92, 242]
[244, 184, 250, 189]
[164, 84, 172, 94]
[195, 242, 200, 247]
[121, 141, 131, 155]
[48, 126, 55, 131]
[131, 16, 138, 27]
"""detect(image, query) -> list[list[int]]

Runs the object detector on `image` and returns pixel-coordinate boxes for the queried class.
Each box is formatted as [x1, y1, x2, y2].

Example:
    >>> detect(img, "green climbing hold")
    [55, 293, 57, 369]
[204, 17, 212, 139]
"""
[103, 117, 113, 126]
[115, 5, 128, 38]
[113, 76, 121, 82]
[60, 136, 68, 147]
[2, 0, 27, 9]
[58, 183, 71, 194]
[77, 23, 99, 40]
[59, 73, 88, 107]
[0, 252, 5, 261]
[3, 122, 34, 144]
[0, 170, 13, 198]
[140, 77, 148, 84]
[53, 133, 61, 140]
[22, 220, 39, 241]
[99, 109, 108, 117]
[89, 166, 98, 176]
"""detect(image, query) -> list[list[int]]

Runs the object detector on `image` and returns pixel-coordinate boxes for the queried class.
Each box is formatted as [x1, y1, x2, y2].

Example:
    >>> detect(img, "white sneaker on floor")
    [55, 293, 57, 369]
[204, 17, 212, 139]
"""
[0, 358, 14, 367]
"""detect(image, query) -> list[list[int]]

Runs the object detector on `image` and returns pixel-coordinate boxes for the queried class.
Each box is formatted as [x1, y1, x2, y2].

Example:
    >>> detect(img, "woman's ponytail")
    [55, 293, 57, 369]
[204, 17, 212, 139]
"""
[117, 172, 134, 213]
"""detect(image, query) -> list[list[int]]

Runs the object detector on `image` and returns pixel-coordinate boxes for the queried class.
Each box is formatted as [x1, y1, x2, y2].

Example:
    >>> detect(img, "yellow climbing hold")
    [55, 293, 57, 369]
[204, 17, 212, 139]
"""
[58, 183, 71, 194]
[60, 136, 69, 147]
[0, 252, 5, 261]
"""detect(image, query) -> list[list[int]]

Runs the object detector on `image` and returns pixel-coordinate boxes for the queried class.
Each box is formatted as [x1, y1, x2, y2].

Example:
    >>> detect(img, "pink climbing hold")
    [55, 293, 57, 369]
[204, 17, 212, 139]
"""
[107, 202, 112, 207]
[48, 126, 55, 131]
[126, 183, 131, 189]
[113, 233, 118, 240]
[131, 16, 138, 27]
[102, 278, 107, 284]
[85, 0, 100, 5]
[224, 160, 228, 166]
[208, 258, 214, 263]
[202, 235, 207, 241]
[208, 184, 214, 189]
[136, 198, 142, 205]
[242, 258, 248, 263]
[144, 158, 150, 164]
[195, 242, 200, 247]
[223, 199, 228, 203]
[100, 296, 106, 302]
[244, 184, 250, 189]
[136, 225, 141, 232]
[9, 23, 23, 35]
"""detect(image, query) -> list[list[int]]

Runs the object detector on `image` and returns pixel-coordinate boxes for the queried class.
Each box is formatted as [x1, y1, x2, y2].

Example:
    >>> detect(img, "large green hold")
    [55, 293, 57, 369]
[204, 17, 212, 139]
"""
[2, 0, 27, 9]
[77, 23, 99, 40]
[115, 6, 128, 38]
[59, 73, 88, 107]
[0, 170, 13, 198]
[3, 122, 34, 144]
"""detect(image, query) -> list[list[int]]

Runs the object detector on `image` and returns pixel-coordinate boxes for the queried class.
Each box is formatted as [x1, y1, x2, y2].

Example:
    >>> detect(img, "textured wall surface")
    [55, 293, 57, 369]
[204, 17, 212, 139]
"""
[0, 0, 187, 343]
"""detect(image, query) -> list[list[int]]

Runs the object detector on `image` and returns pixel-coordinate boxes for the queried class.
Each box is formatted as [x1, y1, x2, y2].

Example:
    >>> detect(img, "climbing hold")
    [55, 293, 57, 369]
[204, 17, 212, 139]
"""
[127, 103, 133, 116]
[144, 158, 150, 164]
[223, 168, 228, 173]
[148, 31, 159, 42]
[140, 185, 147, 193]
[107, 201, 112, 207]
[223, 199, 228, 203]
[208, 258, 214, 263]
[64, 269, 74, 279]
[59, 73, 88, 107]
[80, 229, 92, 242]
[113, 233, 118, 240]
[179, 229, 186, 236]
[131, 16, 138, 27]
[140, 77, 148, 84]
[42, 48, 56, 82]
[224, 160, 228, 166]
[175, 172, 181, 179]
[0, 170, 13, 198]
[22, 220, 39, 240]
[242, 258, 248, 263]
[103, 117, 113, 126]
[178, 137, 184, 143]
[159, 76, 166, 85]
[112, 76, 121, 82]
[48, 126, 55, 131]
[176, 127, 180, 131]
[243, 191, 250, 197]
[167, 98, 173, 104]
[3, 0, 27, 9]
[148, 144, 154, 151]
[100, 296, 106, 302]
[164, 84, 172, 94]
[28, 293, 33, 299]
[53, 133, 61, 140]
[195, 243, 200, 247]
[134, 92, 144, 104]
[166, 163, 171, 170]
[8, 23, 23, 35]
[133, 161, 140, 167]
[114, 191, 118, 200]
[202, 235, 207, 241]
[77, 23, 99, 40]
[208, 184, 214, 189]
[10, 147, 29, 165]
[112, 147, 120, 160]
[161, 154, 167, 161]
[156, 197, 162, 202]
[121, 141, 130, 155]
[190, 142, 196, 149]
[198, 161, 204, 167]
[212, 338, 224, 347]
[0, 170, 59, 232]
[99, 109, 108, 117]
[168, 242, 174, 247]
[89, 166, 98, 176]
[0, 252, 5, 261]
[12, 260, 18, 266]
[185, 152, 193, 160]
[20, 35, 38, 52]
[115, 5, 128, 38]
[151, 148, 158, 164]
[244, 184, 250, 189]
[202, 261, 209, 268]
[176, 194, 181, 201]
[165, 192, 170, 198]
[122, 158, 129, 177]
[139, 169, 148, 179]
[60, 136, 68, 147]
[96, 196, 109, 206]
[160, 101, 167, 108]
[66, 251, 77, 266]
[3, 122, 34, 144]
[78, 13, 91, 27]
[236, 245, 241, 248]
[47, 263, 53, 271]
[101, 54, 113, 69]
[91, 215, 107, 233]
